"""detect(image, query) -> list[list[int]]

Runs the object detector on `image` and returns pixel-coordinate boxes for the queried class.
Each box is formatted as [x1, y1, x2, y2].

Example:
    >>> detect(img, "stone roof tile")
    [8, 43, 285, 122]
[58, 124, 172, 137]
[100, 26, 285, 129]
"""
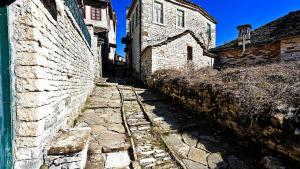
[211, 10, 300, 52]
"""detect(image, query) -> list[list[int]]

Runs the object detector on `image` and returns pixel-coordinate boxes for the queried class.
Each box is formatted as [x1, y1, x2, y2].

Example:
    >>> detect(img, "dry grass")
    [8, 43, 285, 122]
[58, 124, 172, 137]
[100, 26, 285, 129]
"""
[151, 61, 300, 117]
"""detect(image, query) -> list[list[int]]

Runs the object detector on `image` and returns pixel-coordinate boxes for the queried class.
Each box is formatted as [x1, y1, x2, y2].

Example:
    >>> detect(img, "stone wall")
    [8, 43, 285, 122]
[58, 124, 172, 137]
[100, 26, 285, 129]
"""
[281, 36, 300, 61]
[147, 77, 300, 162]
[128, 1, 141, 77]
[141, 32, 213, 81]
[128, 0, 216, 78]
[141, 48, 152, 81]
[213, 42, 281, 69]
[141, 0, 216, 50]
[108, 19, 117, 63]
[9, 0, 100, 168]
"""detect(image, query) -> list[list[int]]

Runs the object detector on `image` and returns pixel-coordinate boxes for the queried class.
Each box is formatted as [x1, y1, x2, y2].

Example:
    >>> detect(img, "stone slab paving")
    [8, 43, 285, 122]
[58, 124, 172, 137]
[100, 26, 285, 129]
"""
[119, 87, 180, 169]
[131, 87, 263, 169]
[76, 85, 132, 169]
[74, 78, 279, 169]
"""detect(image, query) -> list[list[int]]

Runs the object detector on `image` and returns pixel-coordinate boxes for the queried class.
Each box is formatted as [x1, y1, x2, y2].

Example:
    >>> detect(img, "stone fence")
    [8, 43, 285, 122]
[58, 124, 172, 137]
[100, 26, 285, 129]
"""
[147, 77, 300, 162]
[9, 0, 101, 168]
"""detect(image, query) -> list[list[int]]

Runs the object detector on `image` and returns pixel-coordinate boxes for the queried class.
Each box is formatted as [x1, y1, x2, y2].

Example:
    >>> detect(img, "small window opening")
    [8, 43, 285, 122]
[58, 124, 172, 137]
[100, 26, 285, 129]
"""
[187, 46, 193, 61]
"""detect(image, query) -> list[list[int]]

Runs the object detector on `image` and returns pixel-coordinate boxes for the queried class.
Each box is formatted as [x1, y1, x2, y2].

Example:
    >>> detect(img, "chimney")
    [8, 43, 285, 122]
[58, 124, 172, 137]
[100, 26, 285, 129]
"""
[237, 24, 252, 52]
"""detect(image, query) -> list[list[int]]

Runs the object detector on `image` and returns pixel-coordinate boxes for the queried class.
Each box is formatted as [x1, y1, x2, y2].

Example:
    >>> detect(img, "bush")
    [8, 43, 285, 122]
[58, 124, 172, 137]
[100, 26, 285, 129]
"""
[151, 61, 300, 117]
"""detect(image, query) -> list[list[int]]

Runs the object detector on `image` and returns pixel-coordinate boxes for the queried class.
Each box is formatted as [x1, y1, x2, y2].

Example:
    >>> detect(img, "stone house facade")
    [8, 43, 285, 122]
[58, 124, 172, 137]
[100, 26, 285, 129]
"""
[123, 0, 217, 80]
[0, 0, 105, 168]
[210, 10, 300, 69]
[79, 0, 117, 76]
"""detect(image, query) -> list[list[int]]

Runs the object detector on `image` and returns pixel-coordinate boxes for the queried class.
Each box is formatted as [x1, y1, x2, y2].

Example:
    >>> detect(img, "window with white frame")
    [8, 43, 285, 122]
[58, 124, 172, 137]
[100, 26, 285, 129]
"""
[177, 9, 184, 28]
[154, 1, 163, 24]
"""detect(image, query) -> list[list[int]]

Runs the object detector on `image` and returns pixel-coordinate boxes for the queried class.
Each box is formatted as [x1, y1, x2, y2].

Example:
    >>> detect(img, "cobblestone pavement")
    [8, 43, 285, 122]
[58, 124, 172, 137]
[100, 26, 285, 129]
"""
[118, 87, 179, 169]
[76, 78, 262, 169]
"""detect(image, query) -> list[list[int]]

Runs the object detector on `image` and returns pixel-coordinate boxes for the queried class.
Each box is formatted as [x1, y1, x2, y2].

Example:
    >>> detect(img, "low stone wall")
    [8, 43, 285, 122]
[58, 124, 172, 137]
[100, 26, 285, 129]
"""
[147, 77, 300, 162]
[213, 42, 281, 69]
[281, 37, 300, 61]
[9, 0, 100, 168]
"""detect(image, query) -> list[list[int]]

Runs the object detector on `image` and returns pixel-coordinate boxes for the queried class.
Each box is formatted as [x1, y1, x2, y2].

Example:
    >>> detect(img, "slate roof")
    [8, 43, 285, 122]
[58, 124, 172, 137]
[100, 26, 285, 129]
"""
[142, 30, 213, 57]
[127, 0, 216, 23]
[174, 0, 217, 23]
[211, 10, 300, 52]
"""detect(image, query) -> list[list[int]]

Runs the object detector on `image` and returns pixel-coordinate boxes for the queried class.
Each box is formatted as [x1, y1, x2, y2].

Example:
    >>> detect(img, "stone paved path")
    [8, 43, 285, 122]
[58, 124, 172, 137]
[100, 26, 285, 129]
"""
[76, 78, 262, 169]
[76, 83, 131, 169]
[118, 87, 179, 169]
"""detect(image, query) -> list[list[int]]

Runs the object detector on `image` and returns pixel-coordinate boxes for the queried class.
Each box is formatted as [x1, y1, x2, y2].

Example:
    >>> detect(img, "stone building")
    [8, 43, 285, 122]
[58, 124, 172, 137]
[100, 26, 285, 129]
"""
[122, 0, 217, 80]
[0, 0, 111, 168]
[210, 10, 300, 69]
[79, 0, 117, 76]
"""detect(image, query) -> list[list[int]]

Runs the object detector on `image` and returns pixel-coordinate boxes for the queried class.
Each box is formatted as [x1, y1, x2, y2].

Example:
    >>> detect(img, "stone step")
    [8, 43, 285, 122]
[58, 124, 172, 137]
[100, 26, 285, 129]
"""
[45, 127, 91, 169]
[140, 158, 157, 166]
[128, 120, 149, 126]
[137, 126, 151, 131]
[123, 98, 137, 101]
[146, 160, 177, 169]
[154, 152, 169, 158]
[129, 121, 151, 126]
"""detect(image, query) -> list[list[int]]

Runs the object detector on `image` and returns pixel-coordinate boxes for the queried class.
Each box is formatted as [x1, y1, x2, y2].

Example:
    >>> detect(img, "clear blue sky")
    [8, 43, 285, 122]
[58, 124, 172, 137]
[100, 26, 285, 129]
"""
[112, 0, 300, 57]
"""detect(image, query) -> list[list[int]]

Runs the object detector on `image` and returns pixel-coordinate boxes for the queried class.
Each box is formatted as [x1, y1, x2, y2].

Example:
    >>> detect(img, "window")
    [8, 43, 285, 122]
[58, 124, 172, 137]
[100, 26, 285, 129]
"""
[187, 46, 193, 61]
[207, 23, 212, 40]
[130, 19, 134, 33]
[154, 1, 163, 24]
[177, 10, 184, 28]
[133, 13, 135, 28]
[135, 6, 139, 27]
[91, 6, 101, 21]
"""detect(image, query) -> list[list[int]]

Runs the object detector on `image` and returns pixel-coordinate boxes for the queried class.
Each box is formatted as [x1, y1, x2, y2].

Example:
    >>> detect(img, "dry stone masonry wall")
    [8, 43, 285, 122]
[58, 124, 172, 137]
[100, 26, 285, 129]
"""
[10, 0, 100, 168]
[129, 0, 216, 77]
[141, 0, 216, 50]
[141, 33, 213, 81]
[281, 37, 300, 61]
[214, 42, 281, 69]
[147, 77, 300, 162]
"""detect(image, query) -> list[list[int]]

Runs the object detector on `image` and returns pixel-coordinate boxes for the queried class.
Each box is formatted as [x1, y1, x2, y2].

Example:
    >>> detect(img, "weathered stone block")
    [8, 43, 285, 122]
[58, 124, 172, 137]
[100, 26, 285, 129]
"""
[18, 119, 45, 137]
[45, 128, 91, 169]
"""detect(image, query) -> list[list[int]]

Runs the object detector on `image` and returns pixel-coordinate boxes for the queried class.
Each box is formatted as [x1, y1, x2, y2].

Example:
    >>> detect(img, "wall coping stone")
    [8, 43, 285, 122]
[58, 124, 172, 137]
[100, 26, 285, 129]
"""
[47, 127, 91, 155]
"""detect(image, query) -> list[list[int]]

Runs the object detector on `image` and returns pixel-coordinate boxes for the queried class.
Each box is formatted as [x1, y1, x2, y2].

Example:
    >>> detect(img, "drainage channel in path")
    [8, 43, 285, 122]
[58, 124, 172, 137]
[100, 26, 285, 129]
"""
[118, 86, 181, 169]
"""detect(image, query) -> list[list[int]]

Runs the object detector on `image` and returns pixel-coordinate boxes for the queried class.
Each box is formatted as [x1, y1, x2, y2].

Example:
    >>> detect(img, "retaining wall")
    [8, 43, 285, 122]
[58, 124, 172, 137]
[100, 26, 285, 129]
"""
[148, 77, 300, 162]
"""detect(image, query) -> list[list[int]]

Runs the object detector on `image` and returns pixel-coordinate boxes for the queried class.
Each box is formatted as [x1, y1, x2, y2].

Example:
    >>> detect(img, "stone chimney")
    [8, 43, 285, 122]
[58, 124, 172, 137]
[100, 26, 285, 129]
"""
[237, 24, 252, 46]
